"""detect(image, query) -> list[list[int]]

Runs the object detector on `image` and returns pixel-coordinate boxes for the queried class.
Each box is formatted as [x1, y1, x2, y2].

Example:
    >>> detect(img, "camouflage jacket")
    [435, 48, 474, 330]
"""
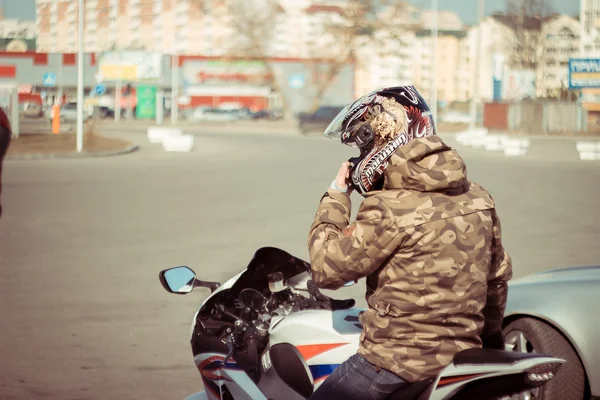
[308, 136, 513, 383]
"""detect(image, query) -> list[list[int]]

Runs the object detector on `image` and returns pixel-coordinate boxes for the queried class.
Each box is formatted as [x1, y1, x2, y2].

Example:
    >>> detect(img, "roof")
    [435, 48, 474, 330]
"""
[304, 4, 343, 14]
[492, 13, 543, 30]
[416, 30, 467, 39]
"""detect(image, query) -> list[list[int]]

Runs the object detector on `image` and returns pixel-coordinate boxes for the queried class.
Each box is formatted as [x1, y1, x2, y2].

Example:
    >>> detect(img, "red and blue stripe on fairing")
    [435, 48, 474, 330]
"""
[197, 342, 350, 398]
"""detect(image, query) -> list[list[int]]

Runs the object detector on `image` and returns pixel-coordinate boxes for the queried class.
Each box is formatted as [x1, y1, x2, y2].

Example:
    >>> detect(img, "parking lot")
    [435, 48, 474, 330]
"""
[1, 130, 599, 399]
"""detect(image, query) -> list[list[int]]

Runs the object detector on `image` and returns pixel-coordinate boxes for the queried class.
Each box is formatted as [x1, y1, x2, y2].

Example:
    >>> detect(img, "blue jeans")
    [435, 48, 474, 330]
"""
[308, 353, 407, 400]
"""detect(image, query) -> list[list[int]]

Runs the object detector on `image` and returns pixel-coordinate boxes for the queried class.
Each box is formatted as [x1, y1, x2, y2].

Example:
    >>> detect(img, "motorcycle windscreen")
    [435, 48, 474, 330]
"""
[229, 247, 312, 295]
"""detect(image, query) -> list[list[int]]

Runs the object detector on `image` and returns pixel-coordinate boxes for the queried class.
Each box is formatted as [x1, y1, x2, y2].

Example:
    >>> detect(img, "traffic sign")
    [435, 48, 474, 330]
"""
[94, 84, 106, 95]
[43, 72, 57, 87]
[289, 75, 305, 89]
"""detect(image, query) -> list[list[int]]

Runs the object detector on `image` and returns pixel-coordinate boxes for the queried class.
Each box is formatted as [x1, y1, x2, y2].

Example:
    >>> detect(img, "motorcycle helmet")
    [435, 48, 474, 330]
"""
[324, 86, 436, 197]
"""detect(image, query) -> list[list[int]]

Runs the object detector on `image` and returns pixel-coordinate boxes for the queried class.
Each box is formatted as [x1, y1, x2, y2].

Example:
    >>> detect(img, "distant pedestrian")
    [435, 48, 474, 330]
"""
[0, 106, 11, 219]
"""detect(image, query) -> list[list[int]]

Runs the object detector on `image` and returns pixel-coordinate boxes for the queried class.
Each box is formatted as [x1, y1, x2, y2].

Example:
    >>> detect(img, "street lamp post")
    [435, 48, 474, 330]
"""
[470, 0, 485, 130]
[172, 52, 179, 125]
[76, 0, 84, 152]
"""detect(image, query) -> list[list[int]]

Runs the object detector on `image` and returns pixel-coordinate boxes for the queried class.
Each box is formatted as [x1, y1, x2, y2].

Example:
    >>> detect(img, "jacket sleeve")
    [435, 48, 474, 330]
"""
[481, 209, 513, 343]
[307, 189, 400, 290]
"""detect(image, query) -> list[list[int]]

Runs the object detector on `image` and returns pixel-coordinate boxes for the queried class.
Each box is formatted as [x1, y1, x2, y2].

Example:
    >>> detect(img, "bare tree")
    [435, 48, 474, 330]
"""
[198, 0, 288, 112]
[305, 0, 411, 111]
[503, 0, 555, 93]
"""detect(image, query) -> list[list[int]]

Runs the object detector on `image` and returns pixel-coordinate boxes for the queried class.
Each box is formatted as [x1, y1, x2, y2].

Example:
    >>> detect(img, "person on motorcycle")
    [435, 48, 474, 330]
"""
[0, 107, 11, 219]
[307, 86, 512, 400]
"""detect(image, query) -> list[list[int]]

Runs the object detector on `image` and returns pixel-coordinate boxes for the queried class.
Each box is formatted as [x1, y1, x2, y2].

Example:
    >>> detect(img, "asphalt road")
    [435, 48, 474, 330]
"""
[1, 131, 599, 400]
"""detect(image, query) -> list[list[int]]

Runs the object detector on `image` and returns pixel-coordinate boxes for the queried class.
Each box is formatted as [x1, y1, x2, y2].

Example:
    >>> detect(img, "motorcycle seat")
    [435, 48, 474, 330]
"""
[453, 348, 547, 366]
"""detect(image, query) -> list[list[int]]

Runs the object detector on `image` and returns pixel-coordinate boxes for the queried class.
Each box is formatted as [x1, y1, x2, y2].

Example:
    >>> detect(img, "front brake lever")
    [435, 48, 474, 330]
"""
[307, 279, 330, 303]
[223, 320, 244, 366]
[223, 334, 235, 366]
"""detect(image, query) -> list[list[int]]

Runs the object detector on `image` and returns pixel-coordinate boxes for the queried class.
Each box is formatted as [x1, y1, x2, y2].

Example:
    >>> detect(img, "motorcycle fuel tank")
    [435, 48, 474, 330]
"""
[268, 308, 363, 386]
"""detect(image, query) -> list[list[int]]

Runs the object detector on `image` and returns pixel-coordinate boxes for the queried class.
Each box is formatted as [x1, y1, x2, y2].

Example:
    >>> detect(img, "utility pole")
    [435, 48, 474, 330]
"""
[76, 0, 84, 152]
[470, 0, 485, 130]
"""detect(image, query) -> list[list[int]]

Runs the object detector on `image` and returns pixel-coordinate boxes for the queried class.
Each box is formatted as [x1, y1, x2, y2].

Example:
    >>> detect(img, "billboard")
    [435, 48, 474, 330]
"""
[181, 58, 355, 114]
[98, 52, 162, 82]
[492, 53, 505, 102]
[568, 58, 600, 89]
[0, 21, 36, 52]
[136, 85, 157, 120]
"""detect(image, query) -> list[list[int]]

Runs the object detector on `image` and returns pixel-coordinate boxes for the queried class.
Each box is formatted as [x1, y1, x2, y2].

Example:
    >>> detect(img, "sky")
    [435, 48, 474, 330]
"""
[407, 0, 580, 25]
[1, 0, 35, 21]
[0, 0, 582, 24]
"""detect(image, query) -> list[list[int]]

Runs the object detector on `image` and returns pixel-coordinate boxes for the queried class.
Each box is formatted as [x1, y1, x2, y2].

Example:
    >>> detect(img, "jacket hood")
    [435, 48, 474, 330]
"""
[382, 136, 467, 192]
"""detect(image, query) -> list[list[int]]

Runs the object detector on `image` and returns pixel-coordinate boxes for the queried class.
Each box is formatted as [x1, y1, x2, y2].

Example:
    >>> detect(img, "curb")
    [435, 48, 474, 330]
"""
[6, 144, 140, 160]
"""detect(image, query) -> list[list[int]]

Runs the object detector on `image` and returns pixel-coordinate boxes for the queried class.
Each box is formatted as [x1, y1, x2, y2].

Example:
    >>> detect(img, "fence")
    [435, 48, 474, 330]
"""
[483, 101, 588, 135]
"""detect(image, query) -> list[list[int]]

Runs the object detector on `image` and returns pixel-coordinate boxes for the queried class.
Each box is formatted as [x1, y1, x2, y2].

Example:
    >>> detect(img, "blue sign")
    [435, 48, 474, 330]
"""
[94, 84, 106, 95]
[43, 72, 57, 87]
[289, 75, 305, 89]
[568, 58, 600, 89]
[493, 79, 502, 102]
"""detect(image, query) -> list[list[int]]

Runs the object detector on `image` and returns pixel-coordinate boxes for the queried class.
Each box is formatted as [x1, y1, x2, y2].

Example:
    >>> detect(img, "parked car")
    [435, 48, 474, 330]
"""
[45, 102, 92, 122]
[298, 105, 345, 135]
[19, 102, 44, 118]
[192, 107, 239, 122]
[502, 265, 600, 400]
[251, 108, 284, 121]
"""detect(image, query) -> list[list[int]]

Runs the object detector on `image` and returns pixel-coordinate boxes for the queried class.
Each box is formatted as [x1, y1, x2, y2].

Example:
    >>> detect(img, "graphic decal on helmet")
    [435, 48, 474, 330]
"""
[400, 86, 421, 105]
[406, 106, 432, 139]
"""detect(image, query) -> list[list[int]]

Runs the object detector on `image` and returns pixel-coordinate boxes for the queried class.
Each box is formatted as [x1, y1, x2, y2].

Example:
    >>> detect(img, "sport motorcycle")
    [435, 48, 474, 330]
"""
[158, 247, 564, 400]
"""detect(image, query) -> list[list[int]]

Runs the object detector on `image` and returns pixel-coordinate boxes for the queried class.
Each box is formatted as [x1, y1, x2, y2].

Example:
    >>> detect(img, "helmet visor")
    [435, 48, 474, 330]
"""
[323, 104, 351, 141]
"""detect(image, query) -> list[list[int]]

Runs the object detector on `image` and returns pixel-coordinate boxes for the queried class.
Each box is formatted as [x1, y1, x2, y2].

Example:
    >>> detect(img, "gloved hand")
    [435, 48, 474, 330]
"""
[330, 161, 353, 195]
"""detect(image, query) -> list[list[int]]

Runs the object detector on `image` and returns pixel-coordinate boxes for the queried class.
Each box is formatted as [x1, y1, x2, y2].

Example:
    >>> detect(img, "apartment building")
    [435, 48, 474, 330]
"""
[412, 10, 470, 104]
[35, 0, 232, 54]
[581, 0, 600, 55]
[538, 14, 581, 97]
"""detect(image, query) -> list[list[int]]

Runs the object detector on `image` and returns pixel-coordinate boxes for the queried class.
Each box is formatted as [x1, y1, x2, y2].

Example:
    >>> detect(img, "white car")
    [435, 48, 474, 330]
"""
[46, 102, 91, 122]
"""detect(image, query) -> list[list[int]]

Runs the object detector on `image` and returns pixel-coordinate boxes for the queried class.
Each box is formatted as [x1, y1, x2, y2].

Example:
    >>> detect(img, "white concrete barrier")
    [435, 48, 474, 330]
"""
[576, 141, 600, 161]
[455, 129, 531, 156]
[147, 126, 182, 144]
[162, 134, 194, 152]
[503, 138, 529, 157]
[455, 128, 489, 147]
[483, 134, 508, 151]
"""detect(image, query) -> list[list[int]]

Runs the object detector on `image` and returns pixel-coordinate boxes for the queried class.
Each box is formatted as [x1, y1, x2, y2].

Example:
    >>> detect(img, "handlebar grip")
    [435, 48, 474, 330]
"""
[245, 337, 261, 384]
[246, 338, 259, 361]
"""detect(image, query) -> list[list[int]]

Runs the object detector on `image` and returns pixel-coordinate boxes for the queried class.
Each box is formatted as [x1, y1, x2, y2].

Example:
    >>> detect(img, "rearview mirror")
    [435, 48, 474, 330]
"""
[159, 266, 197, 295]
